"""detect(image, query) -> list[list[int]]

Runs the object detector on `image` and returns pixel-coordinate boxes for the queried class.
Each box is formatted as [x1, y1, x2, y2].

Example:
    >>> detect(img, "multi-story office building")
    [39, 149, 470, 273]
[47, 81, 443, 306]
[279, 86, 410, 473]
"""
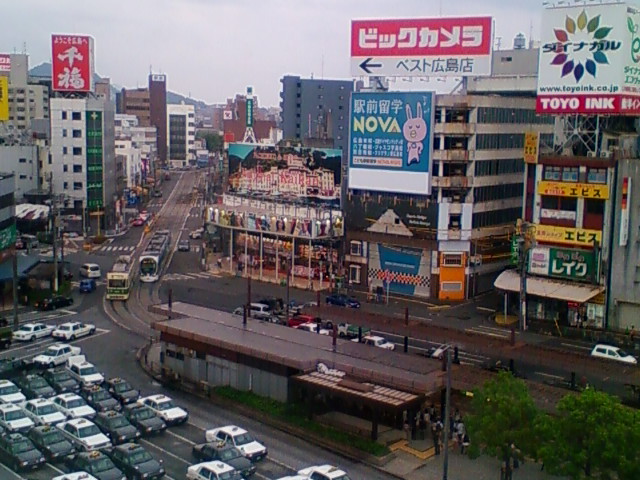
[149, 74, 167, 165]
[167, 103, 195, 168]
[280, 76, 353, 153]
[4, 54, 49, 134]
[46, 96, 116, 233]
[116, 87, 151, 126]
[0, 146, 41, 200]
[0, 173, 17, 304]
[345, 48, 554, 301]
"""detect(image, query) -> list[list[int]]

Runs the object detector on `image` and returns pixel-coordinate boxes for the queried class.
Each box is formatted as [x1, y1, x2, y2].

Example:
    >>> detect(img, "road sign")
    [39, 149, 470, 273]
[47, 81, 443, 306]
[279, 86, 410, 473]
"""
[350, 17, 494, 77]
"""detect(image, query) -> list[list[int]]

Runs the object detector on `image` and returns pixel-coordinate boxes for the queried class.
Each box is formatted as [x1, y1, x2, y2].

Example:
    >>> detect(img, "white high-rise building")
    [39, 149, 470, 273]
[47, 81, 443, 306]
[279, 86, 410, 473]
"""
[167, 103, 195, 168]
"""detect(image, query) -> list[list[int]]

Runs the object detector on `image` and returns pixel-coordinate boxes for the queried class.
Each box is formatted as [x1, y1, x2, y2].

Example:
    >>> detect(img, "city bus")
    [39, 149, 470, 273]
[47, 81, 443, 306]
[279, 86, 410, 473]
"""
[106, 255, 135, 300]
[139, 230, 171, 283]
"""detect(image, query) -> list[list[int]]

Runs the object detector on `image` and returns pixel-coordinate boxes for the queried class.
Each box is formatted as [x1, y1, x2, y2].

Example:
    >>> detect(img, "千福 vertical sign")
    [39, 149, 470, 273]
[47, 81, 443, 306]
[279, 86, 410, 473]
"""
[351, 17, 493, 77]
[51, 34, 95, 93]
[537, 3, 640, 114]
[348, 92, 435, 195]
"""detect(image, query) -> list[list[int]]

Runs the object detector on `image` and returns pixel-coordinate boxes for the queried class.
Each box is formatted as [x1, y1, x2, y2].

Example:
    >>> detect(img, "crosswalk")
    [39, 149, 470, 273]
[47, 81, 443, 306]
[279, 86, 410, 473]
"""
[96, 245, 137, 253]
[188, 212, 201, 218]
[163, 271, 222, 282]
[147, 202, 163, 208]
[465, 325, 518, 340]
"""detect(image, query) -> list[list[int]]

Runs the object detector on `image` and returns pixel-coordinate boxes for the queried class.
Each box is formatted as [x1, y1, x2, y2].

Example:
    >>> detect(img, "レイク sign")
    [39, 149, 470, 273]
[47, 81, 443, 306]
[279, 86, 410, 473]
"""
[348, 91, 435, 195]
[51, 34, 94, 93]
[529, 246, 596, 282]
[536, 3, 640, 114]
[350, 17, 493, 77]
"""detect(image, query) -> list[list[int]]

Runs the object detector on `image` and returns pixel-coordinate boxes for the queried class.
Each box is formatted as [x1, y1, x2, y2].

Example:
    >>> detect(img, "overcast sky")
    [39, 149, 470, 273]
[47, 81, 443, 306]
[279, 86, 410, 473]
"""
[3, 0, 542, 106]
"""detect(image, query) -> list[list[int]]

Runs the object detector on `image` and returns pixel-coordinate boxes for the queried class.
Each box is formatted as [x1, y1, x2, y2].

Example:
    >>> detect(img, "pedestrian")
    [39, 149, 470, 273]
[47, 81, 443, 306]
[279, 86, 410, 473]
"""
[431, 418, 440, 455]
[419, 411, 426, 440]
[461, 432, 470, 454]
[630, 325, 636, 344]
[456, 419, 466, 453]
[403, 419, 411, 442]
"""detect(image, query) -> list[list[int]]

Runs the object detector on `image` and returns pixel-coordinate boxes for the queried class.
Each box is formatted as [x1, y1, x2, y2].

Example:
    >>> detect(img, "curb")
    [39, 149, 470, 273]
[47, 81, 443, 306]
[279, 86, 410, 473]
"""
[135, 345, 405, 480]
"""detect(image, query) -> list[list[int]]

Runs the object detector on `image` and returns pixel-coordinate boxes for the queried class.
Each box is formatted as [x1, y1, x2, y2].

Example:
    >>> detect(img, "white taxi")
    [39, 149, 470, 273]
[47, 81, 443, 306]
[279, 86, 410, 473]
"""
[53, 473, 99, 480]
[187, 461, 239, 480]
[12, 322, 55, 341]
[24, 398, 67, 425]
[33, 343, 82, 368]
[0, 379, 27, 404]
[356, 335, 395, 350]
[52, 322, 96, 341]
[57, 417, 111, 451]
[298, 465, 352, 480]
[52, 393, 96, 419]
[66, 356, 104, 386]
[205, 425, 267, 461]
[139, 394, 188, 425]
[0, 403, 35, 433]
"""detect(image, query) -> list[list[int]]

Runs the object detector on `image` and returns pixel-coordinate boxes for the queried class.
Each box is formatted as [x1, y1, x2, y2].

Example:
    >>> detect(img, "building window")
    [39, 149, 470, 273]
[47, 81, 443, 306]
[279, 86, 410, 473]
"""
[73, 164, 82, 173]
[63, 147, 68, 155]
[63, 182, 68, 190]
[441, 282, 462, 292]
[350, 241, 362, 256]
[318, 95, 323, 99]
[19, 175, 27, 180]
[73, 182, 83, 190]
[543, 166, 562, 181]
[61, 111, 67, 120]
[349, 265, 361, 284]
[72, 147, 82, 156]
[63, 164, 68, 172]
[442, 253, 463, 267]
[72, 112, 81, 120]
[562, 167, 579, 182]
[62, 129, 67, 137]
[585, 198, 605, 215]
[587, 168, 607, 184]
[72, 129, 82, 138]
[18, 158, 26, 164]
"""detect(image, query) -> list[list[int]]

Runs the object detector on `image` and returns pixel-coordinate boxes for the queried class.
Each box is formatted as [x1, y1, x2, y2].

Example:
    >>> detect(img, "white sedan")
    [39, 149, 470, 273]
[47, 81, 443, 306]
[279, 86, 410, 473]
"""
[53, 473, 99, 480]
[590, 344, 638, 364]
[294, 323, 331, 335]
[139, 394, 189, 425]
[298, 465, 352, 480]
[205, 425, 267, 461]
[12, 323, 55, 341]
[52, 322, 96, 341]
[355, 335, 396, 350]
[187, 461, 237, 480]
[52, 393, 96, 419]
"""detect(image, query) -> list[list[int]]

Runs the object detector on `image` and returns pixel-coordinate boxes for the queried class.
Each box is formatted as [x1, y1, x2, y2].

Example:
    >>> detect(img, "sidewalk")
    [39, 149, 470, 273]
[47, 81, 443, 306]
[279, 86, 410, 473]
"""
[140, 342, 558, 480]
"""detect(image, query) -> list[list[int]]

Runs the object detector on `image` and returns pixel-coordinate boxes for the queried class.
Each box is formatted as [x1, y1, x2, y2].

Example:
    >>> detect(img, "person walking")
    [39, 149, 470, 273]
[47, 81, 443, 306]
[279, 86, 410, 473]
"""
[431, 418, 442, 455]
[456, 419, 466, 453]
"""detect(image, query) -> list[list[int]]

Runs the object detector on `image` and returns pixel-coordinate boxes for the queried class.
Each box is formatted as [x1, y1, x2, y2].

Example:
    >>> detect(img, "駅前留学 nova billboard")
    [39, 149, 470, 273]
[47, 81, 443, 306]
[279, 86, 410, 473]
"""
[348, 91, 435, 196]
[537, 2, 640, 114]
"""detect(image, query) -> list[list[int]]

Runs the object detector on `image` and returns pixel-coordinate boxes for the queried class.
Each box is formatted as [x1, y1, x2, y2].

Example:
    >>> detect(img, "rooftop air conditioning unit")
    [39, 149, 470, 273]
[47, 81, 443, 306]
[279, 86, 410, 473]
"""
[601, 151, 612, 158]
[586, 151, 596, 158]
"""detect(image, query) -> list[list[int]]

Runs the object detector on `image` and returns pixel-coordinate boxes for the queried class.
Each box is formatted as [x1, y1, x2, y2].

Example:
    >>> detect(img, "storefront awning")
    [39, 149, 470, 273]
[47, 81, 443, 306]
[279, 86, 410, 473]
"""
[494, 269, 604, 303]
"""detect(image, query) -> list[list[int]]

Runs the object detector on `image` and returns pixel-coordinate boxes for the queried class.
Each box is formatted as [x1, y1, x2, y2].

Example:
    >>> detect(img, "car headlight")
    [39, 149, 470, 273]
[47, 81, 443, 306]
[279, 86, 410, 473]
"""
[20, 460, 28, 466]
[39, 457, 45, 462]
[118, 435, 126, 441]
[145, 426, 152, 432]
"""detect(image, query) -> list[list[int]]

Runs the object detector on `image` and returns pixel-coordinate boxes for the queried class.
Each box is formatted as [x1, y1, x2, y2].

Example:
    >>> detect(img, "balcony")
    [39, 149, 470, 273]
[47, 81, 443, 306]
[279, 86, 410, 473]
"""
[432, 176, 472, 188]
[435, 123, 474, 135]
[433, 149, 472, 162]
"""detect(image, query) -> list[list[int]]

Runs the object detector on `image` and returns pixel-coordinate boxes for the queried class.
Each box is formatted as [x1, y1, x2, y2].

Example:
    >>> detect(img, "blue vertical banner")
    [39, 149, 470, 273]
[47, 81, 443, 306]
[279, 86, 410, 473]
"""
[349, 91, 435, 195]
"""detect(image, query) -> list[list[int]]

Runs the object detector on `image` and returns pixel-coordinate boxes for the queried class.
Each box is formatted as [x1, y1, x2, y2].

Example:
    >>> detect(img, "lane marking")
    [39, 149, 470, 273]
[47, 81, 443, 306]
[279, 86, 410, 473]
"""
[535, 372, 566, 381]
[0, 462, 25, 479]
[140, 438, 191, 465]
[46, 462, 65, 474]
[561, 342, 591, 351]
[166, 429, 196, 445]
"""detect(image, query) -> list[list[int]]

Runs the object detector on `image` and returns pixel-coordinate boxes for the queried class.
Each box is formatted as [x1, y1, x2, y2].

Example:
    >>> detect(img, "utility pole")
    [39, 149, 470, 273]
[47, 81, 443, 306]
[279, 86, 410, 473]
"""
[517, 221, 532, 332]
[442, 347, 452, 480]
[12, 250, 18, 331]
[49, 173, 59, 293]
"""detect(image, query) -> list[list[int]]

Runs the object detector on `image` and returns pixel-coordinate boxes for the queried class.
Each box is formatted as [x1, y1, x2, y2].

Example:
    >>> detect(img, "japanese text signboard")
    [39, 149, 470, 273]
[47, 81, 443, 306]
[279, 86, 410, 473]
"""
[523, 132, 540, 164]
[0, 54, 10, 72]
[534, 224, 601, 247]
[86, 111, 104, 210]
[529, 246, 597, 282]
[51, 34, 94, 93]
[348, 92, 434, 195]
[537, 181, 609, 199]
[536, 3, 640, 114]
[0, 76, 8, 122]
[350, 17, 493, 77]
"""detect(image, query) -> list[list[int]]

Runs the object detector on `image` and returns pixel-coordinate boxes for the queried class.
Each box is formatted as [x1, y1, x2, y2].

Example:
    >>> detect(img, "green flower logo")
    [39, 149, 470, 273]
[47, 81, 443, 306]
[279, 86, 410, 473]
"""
[628, 16, 640, 63]
[551, 10, 612, 82]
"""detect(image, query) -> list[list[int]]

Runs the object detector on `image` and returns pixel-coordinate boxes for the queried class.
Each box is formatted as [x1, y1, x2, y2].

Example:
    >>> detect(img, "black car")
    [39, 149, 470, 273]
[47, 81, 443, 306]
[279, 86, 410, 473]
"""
[81, 385, 122, 412]
[192, 441, 256, 477]
[43, 367, 80, 393]
[27, 425, 76, 462]
[105, 378, 140, 405]
[107, 442, 165, 480]
[123, 403, 166, 436]
[94, 410, 140, 445]
[35, 295, 73, 311]
[0, 432, 46, 471]
[15, 374, 56, 399]
[67, 450, 126, 480]
[0, 358, 29, 380]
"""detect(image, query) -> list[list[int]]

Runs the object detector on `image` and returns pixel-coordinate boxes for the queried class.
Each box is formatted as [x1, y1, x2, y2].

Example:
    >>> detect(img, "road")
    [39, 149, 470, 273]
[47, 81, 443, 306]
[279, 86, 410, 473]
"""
[13, 171, 396, 480]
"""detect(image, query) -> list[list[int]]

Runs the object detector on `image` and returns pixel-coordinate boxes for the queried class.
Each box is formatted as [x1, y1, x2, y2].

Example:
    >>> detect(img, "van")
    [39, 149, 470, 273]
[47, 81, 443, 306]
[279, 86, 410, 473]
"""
[248, 303, 272, 320]
[79, 263, 101, 279]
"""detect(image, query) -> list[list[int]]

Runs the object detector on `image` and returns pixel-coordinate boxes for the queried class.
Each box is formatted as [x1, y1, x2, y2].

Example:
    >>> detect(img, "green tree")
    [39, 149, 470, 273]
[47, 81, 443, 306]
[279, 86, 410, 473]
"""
[466, 371, 540, 479]
[538, 388, 637, 479]
[196, 132, 223, 152]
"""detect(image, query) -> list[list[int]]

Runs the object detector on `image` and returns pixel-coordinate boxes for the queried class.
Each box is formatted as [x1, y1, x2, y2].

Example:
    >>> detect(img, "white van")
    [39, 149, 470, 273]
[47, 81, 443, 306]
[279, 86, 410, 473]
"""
[248, 303, 272, 320]
[79, 263, 101, 279]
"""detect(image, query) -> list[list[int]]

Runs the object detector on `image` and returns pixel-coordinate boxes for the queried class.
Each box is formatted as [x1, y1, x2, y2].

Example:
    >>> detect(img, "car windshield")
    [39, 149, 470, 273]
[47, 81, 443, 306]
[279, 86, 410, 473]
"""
[217, 470, 237, 480]
[108, 417, 129, 428]
[66, 398, 86, 409]
[130, 450, 153, 464]
[132, 408, 153, 420]
[89, 457, 116, 473]
[336, 475, 352, 480]
[30, 377, 49, 388]
[233, 433, 255, 445]
[618, 349, 631, 357]
[113, 382, 131, 393]
[79, 366, 98, 376]
[36, 404, 58, 415]
[11, 440, 33, 454]
[52, 371, 72, 382]
[156, 400, 175, 410]
[5, 410, 26, 421]
[42, 430, 65, 444]
[78, 425, 101, 437]
[44, 347, 61, 356]
[220, 448, 241, 461]
[0, 384, 19, 395]
[92, 390, 110, 401]
[18, 326, 33, 332]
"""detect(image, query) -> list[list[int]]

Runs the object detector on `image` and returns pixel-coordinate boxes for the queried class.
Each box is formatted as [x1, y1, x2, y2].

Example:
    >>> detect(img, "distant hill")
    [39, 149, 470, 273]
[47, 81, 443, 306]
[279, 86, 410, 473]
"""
[29, 62, 211, 107]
